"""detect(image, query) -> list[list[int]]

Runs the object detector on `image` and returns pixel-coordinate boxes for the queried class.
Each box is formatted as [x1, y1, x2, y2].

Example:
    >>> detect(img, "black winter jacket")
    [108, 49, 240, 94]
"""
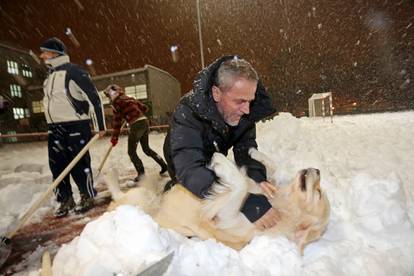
[164, 56, 276, 201]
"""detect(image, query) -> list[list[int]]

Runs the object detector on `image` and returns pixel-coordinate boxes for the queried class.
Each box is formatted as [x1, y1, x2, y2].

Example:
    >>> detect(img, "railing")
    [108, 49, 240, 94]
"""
[0, 124, 169, 141]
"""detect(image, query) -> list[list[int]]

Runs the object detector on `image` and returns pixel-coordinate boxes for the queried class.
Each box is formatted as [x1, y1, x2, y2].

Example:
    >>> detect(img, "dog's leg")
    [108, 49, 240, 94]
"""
[248, 148, 277, 184]
[203, 153, 249, 224]
[294, 222, 324, 256]
[207, 153, 243, 188]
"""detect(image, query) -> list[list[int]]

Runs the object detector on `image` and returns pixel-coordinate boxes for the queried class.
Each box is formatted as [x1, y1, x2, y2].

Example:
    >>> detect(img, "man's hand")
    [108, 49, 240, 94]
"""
[254, 207, 281, 231]
[259, 181, 277, 199]
[111, 137, 118, 147]
[98, 130, 106, 138]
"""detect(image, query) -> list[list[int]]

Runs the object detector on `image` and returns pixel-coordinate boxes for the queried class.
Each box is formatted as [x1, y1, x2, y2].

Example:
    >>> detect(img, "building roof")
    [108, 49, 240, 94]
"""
[92, 64, 178, 82]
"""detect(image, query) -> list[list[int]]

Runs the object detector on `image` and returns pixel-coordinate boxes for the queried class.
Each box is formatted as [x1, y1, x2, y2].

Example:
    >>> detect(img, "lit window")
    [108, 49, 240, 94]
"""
[6, 130, 17, 143]
[10, 84, 22, 97]
[125, 84, 147, 99]
[32, 101, 44, 113]
[22, 64, 33, 78]
[7, 60, 19, 75]
[12, 107, 25, 119]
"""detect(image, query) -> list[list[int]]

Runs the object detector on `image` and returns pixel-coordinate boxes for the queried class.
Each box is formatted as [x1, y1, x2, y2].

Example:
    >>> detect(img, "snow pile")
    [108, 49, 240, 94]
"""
[0, 160, 52, 233]
[1, 111, 414, 275]
[53, 206, 184, 276]
[53, 206, 304, 276]
[51, 112, 414, 276]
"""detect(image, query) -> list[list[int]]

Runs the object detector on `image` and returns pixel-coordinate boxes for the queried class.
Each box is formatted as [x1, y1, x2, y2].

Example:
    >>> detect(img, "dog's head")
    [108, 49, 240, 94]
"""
[271, 168, 330, 255]
[294, 168, 323, 208]
[293, 168, 330, 254]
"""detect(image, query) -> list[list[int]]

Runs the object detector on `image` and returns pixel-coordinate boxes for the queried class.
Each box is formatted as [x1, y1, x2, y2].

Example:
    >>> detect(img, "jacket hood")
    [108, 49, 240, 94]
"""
[185, 55, 276, 130]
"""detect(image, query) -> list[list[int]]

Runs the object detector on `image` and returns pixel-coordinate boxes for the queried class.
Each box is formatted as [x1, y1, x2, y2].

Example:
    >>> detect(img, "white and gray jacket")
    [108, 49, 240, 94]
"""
[43, 55, 106, 131]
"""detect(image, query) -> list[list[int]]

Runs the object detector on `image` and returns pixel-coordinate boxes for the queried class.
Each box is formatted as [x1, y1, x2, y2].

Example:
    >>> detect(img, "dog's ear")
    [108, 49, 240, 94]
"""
[300, 173, 307, 192]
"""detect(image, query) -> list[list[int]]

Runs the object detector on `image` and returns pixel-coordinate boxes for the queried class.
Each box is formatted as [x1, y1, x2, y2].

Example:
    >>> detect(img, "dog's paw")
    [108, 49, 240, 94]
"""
[209, 152, 228, 170]
[248, 148, 278, 184]
[248, 147, 271, 165]
[209, 152, 239, 178]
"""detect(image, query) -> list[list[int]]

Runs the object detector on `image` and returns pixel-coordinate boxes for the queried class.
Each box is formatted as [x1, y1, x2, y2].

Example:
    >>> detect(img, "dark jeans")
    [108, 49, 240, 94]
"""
[48, 120, 96, 203]
[128, 119, 167, 175]
[241, 194, 272, 222]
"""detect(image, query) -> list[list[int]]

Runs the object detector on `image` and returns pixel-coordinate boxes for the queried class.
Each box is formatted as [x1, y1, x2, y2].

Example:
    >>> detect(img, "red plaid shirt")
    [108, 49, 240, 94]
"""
[111, 94, 148, 140]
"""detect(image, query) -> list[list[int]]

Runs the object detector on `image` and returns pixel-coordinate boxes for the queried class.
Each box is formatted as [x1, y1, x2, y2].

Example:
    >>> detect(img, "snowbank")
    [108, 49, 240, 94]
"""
[1, 111, 414, 275]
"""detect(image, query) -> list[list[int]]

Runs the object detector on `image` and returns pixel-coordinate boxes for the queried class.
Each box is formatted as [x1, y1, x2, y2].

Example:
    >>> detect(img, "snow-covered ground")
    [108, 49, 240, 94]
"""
[1, 111, 414, 276]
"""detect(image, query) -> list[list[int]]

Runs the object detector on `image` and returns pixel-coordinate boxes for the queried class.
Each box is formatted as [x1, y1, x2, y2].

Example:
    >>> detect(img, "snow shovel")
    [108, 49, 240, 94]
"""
[41, 250, 52, 276]
[136, 251, 174, 276]
[0, 133, 100, 268]
[95, 121, 126, 179]
[95, 143, 114, 180]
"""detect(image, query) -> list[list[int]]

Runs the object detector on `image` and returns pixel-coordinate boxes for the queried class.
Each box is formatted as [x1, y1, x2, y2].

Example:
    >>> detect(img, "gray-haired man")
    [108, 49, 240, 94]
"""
[163, 56, 280, 230]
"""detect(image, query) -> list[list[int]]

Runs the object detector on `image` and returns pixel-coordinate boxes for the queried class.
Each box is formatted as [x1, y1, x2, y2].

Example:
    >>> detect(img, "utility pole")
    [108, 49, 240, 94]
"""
[196, 0, 205, 69]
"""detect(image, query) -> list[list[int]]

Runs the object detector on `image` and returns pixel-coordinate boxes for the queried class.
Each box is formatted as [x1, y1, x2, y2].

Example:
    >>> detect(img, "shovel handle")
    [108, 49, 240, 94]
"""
[96, 144, 113, 176]
[41, 251, 52, 276]
[96, 121, 126, 178]
[6, 134, 100, 239]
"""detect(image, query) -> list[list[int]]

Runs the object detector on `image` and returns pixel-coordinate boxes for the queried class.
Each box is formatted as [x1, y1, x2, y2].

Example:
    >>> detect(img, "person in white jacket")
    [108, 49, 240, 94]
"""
[40, 37, 106, 217]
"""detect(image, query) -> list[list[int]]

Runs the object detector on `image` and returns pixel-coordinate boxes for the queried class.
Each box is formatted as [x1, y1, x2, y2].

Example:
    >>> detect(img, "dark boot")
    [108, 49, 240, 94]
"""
[54, 196, 76, 218]
[74, 194, 94, 214]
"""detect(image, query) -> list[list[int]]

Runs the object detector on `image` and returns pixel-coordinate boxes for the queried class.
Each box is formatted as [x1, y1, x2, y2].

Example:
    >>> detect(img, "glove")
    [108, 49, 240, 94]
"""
[111, 137, 118, 147]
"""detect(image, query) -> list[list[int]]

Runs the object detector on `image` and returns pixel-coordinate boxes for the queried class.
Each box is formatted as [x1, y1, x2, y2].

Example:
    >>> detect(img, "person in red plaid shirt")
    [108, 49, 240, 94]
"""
[104, 84, 168, 182]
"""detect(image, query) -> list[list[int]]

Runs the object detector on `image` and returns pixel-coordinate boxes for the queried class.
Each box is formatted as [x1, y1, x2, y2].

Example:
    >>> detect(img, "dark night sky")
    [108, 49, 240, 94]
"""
[1, 0, 414, 114]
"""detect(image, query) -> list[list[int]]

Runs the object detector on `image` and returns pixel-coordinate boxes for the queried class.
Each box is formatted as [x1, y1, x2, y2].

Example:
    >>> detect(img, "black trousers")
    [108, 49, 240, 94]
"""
[240, 194, 272, 222]
[48, 120, 96, 203]
[128, 119, 166, 175]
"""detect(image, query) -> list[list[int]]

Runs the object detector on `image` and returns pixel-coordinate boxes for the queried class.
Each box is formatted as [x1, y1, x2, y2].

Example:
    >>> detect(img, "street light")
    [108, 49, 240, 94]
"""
[170, 45, 179, 62]
[196, 0, 205, 69]
[85, 58, 96, 76]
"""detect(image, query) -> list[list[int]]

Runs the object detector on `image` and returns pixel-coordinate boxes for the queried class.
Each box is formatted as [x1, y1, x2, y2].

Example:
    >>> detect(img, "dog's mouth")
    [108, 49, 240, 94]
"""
[299, 168, 322, 199]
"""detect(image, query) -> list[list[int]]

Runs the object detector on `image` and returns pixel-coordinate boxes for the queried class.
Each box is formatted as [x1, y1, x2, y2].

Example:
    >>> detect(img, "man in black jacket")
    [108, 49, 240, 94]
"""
[163, 56, 279, 230]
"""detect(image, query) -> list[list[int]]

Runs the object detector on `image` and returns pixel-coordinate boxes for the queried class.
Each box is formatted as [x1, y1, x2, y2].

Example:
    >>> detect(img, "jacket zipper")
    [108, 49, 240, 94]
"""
[46, 73, 57, 123]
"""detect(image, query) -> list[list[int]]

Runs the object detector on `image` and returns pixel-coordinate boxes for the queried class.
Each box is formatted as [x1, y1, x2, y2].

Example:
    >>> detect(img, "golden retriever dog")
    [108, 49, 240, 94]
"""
[106, 149, 330, 255]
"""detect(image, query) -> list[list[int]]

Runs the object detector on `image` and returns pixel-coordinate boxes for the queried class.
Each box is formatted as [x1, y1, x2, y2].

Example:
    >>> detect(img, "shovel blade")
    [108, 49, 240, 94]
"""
[136, 252, 174, 276]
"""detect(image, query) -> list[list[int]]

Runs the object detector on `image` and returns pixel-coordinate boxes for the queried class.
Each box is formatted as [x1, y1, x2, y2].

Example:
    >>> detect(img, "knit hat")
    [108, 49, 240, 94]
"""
[40, 37, 67, 55]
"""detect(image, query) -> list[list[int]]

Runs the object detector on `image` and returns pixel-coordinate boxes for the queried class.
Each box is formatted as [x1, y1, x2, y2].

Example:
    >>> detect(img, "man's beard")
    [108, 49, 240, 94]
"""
[224, 115, 241, 126]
